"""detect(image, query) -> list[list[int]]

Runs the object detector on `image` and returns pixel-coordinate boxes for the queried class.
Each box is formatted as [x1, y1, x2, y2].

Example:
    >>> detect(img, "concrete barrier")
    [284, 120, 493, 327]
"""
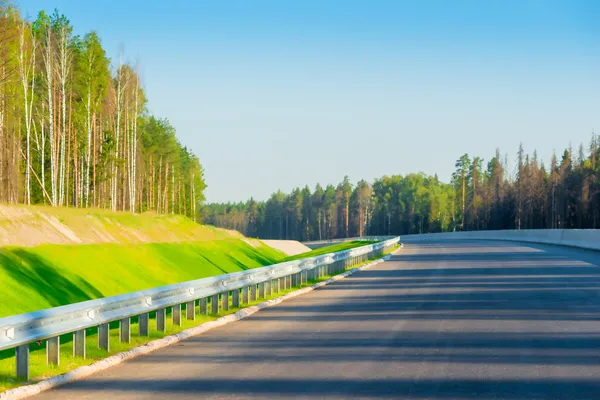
[401, 229, 600, 251]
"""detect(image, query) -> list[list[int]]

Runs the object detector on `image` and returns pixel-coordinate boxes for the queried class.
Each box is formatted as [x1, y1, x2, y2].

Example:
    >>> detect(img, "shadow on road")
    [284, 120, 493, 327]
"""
[33, 240, 600, 400]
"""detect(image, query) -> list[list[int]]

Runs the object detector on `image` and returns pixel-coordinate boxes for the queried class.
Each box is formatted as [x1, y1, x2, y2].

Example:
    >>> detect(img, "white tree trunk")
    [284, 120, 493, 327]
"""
[44, 29, 56, 206]
[131, 74, 139, 213]
[85, 87, 92, 206]
[40, 112, 45, 203]
[58, 25, 70, 207]
[112, 51, 123, 212]
[191, 172, 196, 221]
[18, 22, 36, 205]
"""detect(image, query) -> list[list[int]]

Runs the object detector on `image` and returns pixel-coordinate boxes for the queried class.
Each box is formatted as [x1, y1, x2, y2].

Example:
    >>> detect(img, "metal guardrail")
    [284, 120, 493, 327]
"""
[302, 236, 397, 250]
[0, 236, 399, 380]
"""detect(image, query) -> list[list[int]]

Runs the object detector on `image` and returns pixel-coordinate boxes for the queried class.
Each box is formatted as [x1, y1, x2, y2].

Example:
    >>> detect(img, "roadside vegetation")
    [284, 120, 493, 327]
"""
[0, 239, 284, 318]
[0, 4, 205, 219]
[0, 204, 285, 317]
[0, 243, 397, 392]
[283, 241, 375, 262]
[205, 141, 600, 238]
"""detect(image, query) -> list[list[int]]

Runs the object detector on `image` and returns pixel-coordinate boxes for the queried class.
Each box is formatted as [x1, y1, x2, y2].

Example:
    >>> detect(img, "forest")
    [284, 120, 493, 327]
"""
[2, 3, 598, 238]
[0, 4, 205, 218]
[202, 140, 600, 240]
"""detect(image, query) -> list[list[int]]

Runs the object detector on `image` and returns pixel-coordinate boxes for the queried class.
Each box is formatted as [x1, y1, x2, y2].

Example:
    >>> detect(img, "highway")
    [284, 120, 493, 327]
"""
[33, 240, 600, 399]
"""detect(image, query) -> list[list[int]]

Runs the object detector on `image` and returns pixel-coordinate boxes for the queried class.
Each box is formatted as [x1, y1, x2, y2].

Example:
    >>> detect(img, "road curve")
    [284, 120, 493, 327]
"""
[32, 240, 600, 400]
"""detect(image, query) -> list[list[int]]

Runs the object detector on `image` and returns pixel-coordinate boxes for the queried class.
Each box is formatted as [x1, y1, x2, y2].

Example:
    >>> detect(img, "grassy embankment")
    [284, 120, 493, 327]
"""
[0, 241, 397, 391]
[0, 205, 395, 390]
[283, 240, 376, 261]
[0, 205, 284, 318]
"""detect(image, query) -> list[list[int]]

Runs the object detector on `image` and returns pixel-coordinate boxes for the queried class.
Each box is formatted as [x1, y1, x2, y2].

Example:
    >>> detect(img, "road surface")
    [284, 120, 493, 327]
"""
[33, 240, 600, 399]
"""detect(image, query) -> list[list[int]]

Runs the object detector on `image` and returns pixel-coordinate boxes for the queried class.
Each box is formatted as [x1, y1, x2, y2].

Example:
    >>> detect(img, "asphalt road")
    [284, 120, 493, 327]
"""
[33, 240, 600, 400]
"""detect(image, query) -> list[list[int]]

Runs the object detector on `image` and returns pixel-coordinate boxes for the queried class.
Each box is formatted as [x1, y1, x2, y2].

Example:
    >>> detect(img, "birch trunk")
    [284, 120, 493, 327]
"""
[19, 22, 36, 204]
[58, 25, 70, 206]
[131, 74, 139, 212]
[84, 52, 93, 206]
[112, 52, 123, 211]
[44, 29, 56, 205]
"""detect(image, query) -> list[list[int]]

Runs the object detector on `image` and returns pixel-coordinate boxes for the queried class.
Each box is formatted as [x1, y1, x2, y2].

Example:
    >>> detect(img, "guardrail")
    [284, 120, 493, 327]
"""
[302, 236, 397, 249]
[400, 230, 600, 251]
[0, 237, 399, 380]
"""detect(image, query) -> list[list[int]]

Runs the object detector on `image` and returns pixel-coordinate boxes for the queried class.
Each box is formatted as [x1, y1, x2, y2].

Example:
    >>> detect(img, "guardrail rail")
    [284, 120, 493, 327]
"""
[0, 236, 399, 380]
[302, 235, 398, 249]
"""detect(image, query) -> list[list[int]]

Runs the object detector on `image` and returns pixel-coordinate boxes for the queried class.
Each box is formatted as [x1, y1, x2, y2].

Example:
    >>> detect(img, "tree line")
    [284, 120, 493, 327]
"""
[0, 4, 205, 218]
[202, 138, 600, 240]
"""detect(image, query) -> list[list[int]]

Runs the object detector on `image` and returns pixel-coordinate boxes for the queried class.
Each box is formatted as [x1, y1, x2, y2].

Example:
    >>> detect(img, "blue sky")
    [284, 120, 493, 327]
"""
[17, 0, 600, 202]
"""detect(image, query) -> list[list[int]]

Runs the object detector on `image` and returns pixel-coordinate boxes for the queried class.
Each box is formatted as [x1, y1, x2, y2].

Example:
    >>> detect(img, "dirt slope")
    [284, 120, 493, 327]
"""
[0, 204, 242, 247]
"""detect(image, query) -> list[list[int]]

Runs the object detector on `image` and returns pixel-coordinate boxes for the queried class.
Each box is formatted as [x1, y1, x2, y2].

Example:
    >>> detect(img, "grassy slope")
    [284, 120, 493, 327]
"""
[0, 205, 395, 390]
[0, 241, 398, 391]
[0, 239, 284, 318]
[283, 241, 375, 261]
[0, 205, 285, 318]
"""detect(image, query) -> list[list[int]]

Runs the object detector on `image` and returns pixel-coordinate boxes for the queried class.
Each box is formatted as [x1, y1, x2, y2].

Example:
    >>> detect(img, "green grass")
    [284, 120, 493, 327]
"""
[283, 240, 376, 261]
[0, 239, 285, 318]
[0, 244, 397, 392]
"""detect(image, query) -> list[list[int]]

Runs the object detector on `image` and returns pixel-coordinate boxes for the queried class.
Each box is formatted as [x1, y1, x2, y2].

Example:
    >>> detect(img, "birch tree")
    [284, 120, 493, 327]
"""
[17, 18, 36, 204]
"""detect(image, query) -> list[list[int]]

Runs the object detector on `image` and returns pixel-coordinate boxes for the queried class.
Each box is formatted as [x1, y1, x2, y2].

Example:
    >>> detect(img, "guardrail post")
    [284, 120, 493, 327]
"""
[98, 323, 110, 350]
[16, 345, 29, 380]
[211, 294, 219, 314]
[222, 292, 229, 311]
[139, 313, 149, 336]
[232, 289, 240, 307]
[199, 297, 208, 315]
[265, 279, 272, 296]
[120, 318, 131, 343]
[287, 275, 293, 288]
[250, 284, 257, 301]
[173, 304, 182, 326]
[273, 278, 280, 293]
[242, 286, 249, 304]
[156, 308, 167, 332]
[258, 282, 265, 298]
[301, 270, 307, 284]
[46, 336, 60, 366]
[186, 301, 195, 320]
[73, 329, 86, 358]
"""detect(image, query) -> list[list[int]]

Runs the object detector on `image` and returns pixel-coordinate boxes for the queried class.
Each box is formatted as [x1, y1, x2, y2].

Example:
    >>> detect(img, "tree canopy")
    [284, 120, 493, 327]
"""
[0, 3, 205, 219]
[203, 139, 600, 239]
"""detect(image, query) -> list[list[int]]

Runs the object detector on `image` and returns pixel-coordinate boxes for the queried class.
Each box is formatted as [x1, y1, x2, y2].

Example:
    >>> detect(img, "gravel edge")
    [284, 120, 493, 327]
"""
[1, 246, 401, 400]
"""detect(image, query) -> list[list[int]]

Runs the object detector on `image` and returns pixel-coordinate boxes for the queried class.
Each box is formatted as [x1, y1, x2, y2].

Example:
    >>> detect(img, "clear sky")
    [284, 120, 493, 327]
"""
[17, 0, 600, 202]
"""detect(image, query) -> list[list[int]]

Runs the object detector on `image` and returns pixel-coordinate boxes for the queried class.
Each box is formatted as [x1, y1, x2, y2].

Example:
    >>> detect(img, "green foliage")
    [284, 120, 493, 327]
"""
[282, 241, 375, 261]
[0, 3, 206, 216]
[0, 239, 284, 318]
[204, 135, 600, 237]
